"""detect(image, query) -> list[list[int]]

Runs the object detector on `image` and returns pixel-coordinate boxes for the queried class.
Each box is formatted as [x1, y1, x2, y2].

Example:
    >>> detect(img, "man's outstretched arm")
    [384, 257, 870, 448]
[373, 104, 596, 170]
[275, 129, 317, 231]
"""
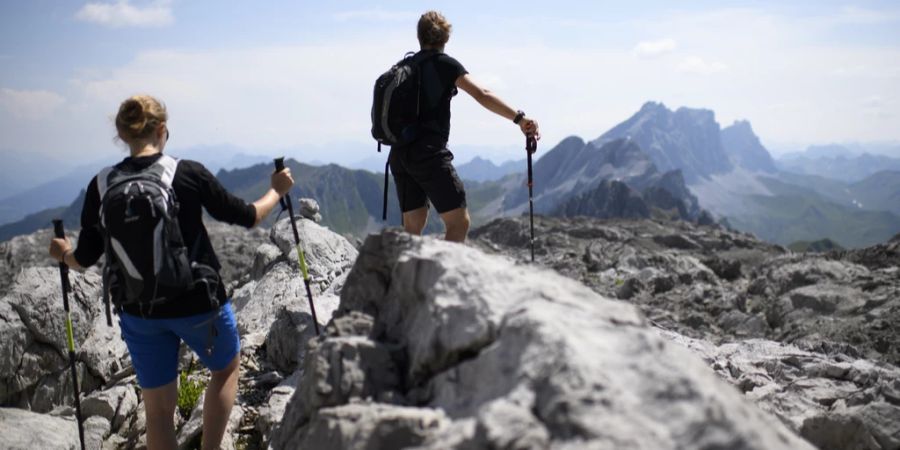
[456, 74, 540, 140]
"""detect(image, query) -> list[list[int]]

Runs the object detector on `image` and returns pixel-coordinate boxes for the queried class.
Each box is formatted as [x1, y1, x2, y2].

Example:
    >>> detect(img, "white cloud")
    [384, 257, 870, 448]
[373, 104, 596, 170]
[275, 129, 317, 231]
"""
[75, 0, 173, 28]
[633, 38, 677, 58]
[677, 56, 728, 75]
[333, 9, 417, 23]
[0, 88, 66, 120]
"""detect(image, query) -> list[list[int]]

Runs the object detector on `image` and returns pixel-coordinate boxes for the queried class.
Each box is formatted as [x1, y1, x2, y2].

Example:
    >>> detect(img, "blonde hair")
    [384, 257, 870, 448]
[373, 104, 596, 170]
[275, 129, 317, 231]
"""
[417, 11, 452, 48]
[115, 95, 167, 144]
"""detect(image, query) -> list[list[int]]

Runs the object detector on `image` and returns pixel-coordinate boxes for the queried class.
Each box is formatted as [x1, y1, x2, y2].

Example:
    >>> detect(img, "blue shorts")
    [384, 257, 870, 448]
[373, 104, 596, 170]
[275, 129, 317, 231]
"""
[119, 303, 241, 389]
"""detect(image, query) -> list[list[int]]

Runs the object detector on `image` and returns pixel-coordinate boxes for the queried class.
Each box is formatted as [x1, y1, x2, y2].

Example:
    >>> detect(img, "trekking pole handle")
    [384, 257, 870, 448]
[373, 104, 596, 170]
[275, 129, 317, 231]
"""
[274, 157, 286, 172]
[526, 135, 537, 154]
[53, 219, 65, 239]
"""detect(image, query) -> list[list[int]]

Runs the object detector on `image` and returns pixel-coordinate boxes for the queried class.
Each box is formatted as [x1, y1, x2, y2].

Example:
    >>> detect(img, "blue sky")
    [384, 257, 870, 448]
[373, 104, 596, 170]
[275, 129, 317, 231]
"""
[1, 0, 899, 167]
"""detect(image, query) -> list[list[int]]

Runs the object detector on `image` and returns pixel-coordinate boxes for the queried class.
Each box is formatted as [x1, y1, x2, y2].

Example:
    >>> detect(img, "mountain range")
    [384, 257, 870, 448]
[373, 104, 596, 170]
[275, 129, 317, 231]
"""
[2, 102, 898, 249]
[455, 156, 522, 182]
[776, 152, 900, 183]
[0, 146, 270, 227]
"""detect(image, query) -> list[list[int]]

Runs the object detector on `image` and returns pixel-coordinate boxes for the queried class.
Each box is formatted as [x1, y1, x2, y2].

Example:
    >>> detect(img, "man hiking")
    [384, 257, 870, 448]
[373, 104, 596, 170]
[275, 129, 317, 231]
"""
[48, 95, 293, 450]
[389, 10, 540, 242]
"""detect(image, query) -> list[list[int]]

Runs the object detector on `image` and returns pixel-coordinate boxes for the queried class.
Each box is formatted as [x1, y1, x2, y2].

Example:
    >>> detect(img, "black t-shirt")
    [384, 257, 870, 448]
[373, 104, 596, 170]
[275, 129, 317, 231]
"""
[417, 50, 468, 142]
[74, 153, 257, 318]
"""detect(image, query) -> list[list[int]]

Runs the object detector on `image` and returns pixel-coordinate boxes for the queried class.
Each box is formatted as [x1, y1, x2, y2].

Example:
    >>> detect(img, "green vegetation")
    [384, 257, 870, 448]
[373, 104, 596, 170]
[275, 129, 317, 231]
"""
[788, 238, 844, 253]
[728, 176, 900, 249]
[177, 369, 206, 419]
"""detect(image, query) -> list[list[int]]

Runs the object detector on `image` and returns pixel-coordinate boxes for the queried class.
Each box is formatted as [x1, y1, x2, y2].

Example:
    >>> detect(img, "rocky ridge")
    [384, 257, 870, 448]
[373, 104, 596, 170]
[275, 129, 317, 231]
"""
[472, 215, 900, 449]
[1, 207, 898, 449]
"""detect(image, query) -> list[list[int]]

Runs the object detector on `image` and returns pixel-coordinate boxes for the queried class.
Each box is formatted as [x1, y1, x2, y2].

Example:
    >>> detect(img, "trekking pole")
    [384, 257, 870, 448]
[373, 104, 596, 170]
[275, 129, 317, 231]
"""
[526, 136, 537, 262]
[273, 158, 320, 336]
[52, 220, 86, 450]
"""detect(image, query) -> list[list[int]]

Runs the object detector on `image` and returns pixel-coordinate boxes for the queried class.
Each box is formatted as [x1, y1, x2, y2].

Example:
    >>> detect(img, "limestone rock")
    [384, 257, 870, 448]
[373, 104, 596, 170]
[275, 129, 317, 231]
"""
[472, 216, 900, 367]
[175, 393, 244, 450]
[275, 403, 448, 450]
[271, 230, 813, 449]
[662, 330, 900, 449]
[84, 415, 112, 450]
[0, 267, 128, 411]
[298, 198, 323, 223]
[256, 370, 302, 448]
[0, 407, 81, 449]
[269, 216, 357, 283]
[205, 221, 270, 290]
[250, 243, 284, 281]
[232, 263, 342, 339]
[264, 308, 319, 374]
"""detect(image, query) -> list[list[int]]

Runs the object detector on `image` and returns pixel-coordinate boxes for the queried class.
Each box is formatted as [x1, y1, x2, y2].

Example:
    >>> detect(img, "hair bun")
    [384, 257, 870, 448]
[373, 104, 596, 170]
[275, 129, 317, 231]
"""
[120, 99, 146, 132]
[115, 95, 167, 144]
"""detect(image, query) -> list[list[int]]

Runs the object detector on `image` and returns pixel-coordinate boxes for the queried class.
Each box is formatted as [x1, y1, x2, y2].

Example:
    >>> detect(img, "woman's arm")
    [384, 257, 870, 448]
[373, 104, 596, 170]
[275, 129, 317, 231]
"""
[456, 74, 540, 140]
[48, 178, 103, 271]
[49, 239, 83, 270]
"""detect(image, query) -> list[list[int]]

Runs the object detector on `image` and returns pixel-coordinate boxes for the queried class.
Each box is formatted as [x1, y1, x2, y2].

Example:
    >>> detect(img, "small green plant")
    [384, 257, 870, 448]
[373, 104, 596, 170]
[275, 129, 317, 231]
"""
[177, 369, 206, 419]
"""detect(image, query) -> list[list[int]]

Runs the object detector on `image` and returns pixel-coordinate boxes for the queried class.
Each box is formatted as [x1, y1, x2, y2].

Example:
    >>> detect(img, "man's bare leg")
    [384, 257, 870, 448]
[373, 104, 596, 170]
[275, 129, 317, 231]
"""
[440, 207, 470, 243]
[403, 207, 428, 235]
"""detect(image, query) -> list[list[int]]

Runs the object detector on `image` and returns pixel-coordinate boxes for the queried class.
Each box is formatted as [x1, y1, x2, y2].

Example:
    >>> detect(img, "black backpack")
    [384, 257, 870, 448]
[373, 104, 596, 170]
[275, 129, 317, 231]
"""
[96, 155, 196, 322]
[371, 51, 441, 220]
[371, 51, 441, 150]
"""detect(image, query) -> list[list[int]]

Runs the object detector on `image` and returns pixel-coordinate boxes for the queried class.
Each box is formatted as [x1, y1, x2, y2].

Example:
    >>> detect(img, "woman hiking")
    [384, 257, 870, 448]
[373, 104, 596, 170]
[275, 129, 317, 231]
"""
[48, 95, 293, 449]
[390, 10, 541, 242]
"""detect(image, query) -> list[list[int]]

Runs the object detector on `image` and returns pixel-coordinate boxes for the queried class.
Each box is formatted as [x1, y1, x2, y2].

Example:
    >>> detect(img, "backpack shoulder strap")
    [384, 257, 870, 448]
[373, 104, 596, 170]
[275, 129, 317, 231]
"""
[155, 155, 180, 189]
[96, 165, 117, 199]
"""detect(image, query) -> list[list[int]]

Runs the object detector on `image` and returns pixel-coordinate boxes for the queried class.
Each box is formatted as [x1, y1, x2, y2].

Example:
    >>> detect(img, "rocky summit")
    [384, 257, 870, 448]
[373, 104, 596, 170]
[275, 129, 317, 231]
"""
[0, 211, 898, 449]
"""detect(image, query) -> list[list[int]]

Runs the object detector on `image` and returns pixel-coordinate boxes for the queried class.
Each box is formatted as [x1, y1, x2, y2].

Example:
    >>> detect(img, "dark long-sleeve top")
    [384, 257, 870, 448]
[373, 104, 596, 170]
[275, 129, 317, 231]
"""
[74, 153, 256, 318]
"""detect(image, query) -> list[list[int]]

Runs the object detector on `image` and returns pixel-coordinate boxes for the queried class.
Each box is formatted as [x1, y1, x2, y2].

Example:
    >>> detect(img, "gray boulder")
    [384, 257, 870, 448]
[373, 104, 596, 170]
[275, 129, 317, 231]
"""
[298, 197, 323, 223]
[269, 216, 358, 284]
[81, 383, 138, 432]
[233, 216, 356, 341]
[0, 407, 81, 449]
[0, 228, 80, 295]
[176, 392, 243, 450]
[205, 221, 270, 290]
[256, 370, 302, 447]
[270, 230, 813, 449]
[0, 267, 128, 411]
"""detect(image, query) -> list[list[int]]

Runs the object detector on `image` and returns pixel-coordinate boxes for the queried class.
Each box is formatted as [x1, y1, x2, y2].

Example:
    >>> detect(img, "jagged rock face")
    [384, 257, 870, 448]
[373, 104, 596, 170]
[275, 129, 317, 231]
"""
[830, 235, 900, 271]
[501, 138, 659, 213]
[663, 331, 900, 450]
[721, 120, 778, 173]
[557, 179, 651, 219]
[557, 176, 705, 222]
[0, 221, 265, 298]
[269, 230, 812, 449]
[472, 216, 900, 449]
[593, 102, 734, 182]
[205, 221, 270, 292]
[232, 216, 357, 342]
[0, 267, 128, 412]
[471, 216, 900, 368]
[0, 228, 81, 295]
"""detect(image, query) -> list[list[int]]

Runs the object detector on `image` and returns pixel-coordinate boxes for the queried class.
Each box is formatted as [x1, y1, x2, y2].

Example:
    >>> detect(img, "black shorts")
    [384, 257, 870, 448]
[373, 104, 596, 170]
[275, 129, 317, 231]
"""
[389, 135, 467, 214]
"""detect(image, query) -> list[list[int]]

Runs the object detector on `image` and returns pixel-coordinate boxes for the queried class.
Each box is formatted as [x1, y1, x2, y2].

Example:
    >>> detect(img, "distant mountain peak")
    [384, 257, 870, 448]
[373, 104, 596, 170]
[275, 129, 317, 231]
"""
[593, 102, 732, 182]
[640, 101, 667, 112]
[720, 120, 776, 173]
